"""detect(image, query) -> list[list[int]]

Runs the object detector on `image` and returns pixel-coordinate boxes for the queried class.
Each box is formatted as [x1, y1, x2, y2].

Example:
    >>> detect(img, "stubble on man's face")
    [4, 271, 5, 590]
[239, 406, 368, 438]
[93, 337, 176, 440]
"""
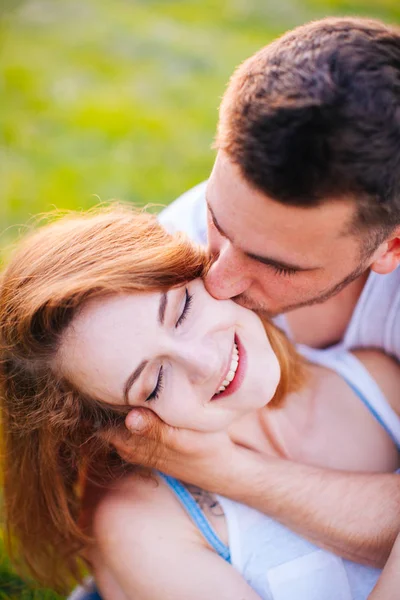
[205, 152, 373, 317]
[232, 259, 368, 318]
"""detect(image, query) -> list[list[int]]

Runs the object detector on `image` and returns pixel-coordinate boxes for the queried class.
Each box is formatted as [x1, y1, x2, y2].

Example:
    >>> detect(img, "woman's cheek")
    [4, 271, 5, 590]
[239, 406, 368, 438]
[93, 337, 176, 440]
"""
[155, 394, 197, 429]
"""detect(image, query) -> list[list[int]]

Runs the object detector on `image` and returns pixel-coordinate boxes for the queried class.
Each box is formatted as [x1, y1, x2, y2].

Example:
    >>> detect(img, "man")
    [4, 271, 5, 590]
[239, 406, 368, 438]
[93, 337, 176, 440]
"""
[116, 17, 400, 569]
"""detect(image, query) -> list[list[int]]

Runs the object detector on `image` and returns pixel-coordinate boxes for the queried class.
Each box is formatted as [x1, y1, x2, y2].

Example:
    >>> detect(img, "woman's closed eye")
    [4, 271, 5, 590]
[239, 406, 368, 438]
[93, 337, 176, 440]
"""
[176, 288, 193, 328]
[146, 288, 193, 403]
[146, 366, 164, 402]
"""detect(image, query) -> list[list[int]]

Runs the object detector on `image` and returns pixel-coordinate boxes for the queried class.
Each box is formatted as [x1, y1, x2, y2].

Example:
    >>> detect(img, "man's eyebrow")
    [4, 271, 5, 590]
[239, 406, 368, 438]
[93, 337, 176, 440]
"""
[123, 359, 148, 404]
[158, 291, 168, 325]
[206, 199, 316, 272]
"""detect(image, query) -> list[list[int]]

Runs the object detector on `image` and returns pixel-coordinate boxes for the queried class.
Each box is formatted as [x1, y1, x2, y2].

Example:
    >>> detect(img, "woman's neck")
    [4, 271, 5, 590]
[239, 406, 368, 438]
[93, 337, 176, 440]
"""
[227, 363, 320, 460]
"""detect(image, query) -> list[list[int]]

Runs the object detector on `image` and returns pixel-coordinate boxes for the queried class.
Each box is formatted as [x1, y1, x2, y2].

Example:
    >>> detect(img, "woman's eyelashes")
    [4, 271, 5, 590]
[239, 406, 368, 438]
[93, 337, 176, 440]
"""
[145, 288, 193, 403]
[146, 366, 164, 402]
[175, 288, 193, 328]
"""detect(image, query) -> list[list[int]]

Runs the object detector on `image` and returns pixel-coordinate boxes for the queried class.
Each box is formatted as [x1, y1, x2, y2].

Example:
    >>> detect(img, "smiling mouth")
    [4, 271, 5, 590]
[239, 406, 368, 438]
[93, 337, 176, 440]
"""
[214, 340, 240, 397]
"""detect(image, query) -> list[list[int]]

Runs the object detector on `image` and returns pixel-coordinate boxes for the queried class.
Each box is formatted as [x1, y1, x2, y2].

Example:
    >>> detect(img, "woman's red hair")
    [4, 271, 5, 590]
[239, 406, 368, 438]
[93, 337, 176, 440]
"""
[0, 205, 303, 592]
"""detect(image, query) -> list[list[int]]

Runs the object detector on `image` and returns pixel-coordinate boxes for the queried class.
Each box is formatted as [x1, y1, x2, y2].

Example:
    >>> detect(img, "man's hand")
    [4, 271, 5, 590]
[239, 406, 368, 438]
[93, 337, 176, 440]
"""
[110, 409, 246, 493]
[108, 408, 400, 568]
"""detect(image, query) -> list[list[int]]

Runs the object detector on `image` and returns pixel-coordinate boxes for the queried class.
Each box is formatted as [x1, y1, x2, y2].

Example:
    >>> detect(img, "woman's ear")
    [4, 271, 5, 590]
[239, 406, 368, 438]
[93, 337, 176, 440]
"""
[370, 228, 400, 275]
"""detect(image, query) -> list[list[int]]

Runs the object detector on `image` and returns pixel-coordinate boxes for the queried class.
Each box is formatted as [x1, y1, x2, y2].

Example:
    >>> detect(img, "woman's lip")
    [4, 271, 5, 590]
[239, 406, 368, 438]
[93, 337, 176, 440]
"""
[212, 334, 247, 400]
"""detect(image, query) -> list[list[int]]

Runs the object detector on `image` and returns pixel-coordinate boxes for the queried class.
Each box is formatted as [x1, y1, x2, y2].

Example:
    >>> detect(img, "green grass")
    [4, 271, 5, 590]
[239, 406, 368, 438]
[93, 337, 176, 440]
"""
[1, 0, 399, 596]
[0, 531, 62, 599]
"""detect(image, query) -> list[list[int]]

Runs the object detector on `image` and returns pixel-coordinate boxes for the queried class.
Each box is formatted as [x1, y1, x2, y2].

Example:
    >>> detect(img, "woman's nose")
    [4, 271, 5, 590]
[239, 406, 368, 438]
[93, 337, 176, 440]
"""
[173, 341, 219, 385]
[205, 242, 252, 300]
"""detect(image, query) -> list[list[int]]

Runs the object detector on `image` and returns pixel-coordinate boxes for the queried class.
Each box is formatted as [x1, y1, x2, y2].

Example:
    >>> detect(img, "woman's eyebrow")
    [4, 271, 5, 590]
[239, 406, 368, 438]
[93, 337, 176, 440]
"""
[123, 359, 148, 404]
[123, 292, 168, 403]
[158, 291, 168, 325]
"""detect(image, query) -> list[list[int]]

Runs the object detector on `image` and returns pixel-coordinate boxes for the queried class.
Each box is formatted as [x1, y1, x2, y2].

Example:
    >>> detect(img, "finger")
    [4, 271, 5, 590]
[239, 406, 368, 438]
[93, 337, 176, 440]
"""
[124, 409, 176, 465]
[125, 409, 187, 452]
[98, 423, 131, 446]
[125, 408, 165, 441]
[126, 409, 208, 456]
[108, 427, 162, 467]
[98, 420, 152, 455]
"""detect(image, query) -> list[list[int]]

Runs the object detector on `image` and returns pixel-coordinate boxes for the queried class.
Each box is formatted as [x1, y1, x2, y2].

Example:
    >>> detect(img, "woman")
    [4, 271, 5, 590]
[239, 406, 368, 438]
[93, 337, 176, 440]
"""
[1, 206, 399, 600]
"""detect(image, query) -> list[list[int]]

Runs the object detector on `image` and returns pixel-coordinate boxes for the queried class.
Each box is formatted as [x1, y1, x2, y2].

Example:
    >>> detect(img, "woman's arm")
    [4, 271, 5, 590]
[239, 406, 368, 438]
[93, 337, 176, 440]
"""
[90, 474, 261, 600]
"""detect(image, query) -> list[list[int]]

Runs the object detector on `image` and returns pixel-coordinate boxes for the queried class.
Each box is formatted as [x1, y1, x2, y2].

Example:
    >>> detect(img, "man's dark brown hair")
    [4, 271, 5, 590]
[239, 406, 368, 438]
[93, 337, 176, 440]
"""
[216, 17, 400, 238]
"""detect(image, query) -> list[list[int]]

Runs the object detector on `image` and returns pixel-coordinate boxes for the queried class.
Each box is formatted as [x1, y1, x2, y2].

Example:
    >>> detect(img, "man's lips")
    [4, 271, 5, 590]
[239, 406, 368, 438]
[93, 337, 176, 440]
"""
[212, 334, 247, 399]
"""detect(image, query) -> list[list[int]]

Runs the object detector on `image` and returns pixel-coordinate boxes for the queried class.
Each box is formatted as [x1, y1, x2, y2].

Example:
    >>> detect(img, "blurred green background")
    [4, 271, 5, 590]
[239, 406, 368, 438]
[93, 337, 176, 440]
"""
[1, 0, 399, 597]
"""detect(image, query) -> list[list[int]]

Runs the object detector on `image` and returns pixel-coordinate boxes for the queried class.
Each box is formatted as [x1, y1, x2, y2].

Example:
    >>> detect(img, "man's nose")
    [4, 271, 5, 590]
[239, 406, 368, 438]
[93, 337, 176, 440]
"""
[205, 242, 252, 300]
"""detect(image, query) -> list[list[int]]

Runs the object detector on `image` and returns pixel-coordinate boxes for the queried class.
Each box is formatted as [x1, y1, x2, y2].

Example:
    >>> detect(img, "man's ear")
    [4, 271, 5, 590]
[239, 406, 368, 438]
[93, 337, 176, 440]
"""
[370, 227, 400, 275]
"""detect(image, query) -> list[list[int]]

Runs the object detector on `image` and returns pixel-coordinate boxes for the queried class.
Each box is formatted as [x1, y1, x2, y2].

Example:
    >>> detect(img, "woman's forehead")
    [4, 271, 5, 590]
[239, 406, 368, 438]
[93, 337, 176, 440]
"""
[58, 293, 161, 404]
[74, 292, 160, 331]
[59, 292, 160, 366]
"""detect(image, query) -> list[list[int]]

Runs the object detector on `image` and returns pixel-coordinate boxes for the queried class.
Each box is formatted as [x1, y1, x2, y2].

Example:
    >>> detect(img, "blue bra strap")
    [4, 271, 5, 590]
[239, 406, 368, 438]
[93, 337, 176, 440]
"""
[159, 473, 231, 563]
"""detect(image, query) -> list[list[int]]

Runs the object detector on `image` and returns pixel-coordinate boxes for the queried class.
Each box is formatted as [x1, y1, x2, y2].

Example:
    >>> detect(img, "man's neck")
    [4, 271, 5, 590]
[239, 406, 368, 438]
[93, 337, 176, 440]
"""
[284, 271, 370, 349]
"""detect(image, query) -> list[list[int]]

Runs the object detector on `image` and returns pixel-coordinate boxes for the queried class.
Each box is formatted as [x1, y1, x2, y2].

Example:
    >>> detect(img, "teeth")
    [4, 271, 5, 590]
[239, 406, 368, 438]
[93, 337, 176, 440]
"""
[216, 342, 240, 395]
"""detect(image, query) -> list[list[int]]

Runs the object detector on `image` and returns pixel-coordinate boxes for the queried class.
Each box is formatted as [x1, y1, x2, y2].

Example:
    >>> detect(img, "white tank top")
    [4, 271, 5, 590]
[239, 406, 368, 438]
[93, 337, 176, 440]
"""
[162, 349, 400, 600]
[217, 349, 400, 600]
[159, 182, 400, 361]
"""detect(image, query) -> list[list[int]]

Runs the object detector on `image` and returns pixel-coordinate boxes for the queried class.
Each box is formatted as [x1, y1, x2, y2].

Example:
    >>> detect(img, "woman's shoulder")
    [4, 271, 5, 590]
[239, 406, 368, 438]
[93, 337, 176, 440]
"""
[87, 473, 211, 593]
[86, 474, 259, 600]
[92, 472, 187, 537]
[90, 471, 227, 553]
[85, 475, 246, 600]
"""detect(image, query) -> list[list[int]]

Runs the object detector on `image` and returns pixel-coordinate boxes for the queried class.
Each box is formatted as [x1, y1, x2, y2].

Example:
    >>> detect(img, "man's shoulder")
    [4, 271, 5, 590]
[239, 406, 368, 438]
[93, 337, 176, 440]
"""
[364, 268, 400, 306]
[344, 268, 400, 359]
[159, 181, 208, 245]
